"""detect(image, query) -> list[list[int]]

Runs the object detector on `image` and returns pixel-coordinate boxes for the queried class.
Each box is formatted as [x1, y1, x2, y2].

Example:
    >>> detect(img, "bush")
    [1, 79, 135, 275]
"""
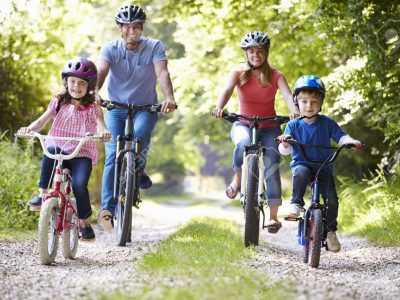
[0, 136, 41, 230]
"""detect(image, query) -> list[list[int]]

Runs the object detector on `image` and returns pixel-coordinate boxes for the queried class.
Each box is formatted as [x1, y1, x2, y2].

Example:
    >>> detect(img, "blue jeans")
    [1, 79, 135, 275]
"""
[291, 164, 339, 231]
[101, 108, 158, 213]
[230, 122, 283, 207]
[39, 146, 93, 219]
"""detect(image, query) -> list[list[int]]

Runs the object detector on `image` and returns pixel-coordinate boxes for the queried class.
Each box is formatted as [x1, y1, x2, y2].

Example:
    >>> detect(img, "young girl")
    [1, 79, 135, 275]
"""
[17, 57, 111, 240]
[213, 31, 298, 233]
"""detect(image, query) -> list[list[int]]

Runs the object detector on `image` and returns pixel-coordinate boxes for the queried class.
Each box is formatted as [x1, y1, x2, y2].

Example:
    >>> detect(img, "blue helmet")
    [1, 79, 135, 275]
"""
[293, 75, 325, 101]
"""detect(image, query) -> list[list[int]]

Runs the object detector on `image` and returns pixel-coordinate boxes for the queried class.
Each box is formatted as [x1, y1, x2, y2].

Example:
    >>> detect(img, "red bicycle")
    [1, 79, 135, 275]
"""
[15, 132, 106, 265]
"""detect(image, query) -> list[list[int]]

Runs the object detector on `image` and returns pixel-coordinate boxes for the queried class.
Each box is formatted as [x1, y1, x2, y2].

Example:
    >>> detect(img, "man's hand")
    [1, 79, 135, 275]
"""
[160, 98, 176, 114]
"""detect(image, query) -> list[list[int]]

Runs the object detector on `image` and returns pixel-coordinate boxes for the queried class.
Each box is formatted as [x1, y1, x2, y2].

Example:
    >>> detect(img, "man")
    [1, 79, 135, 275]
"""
[97, 5, 176, 229]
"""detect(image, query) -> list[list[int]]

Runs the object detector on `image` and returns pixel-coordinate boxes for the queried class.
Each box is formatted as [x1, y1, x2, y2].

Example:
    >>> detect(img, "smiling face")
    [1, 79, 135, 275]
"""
[245, 46, 267, 68]
[297, 91, 323, 121]
[119, 23, 143, 50]
[67, 76, 89, 100]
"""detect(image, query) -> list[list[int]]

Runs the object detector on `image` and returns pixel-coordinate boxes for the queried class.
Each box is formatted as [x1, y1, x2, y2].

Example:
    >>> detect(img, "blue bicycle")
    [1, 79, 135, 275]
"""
[279, 139, 361, 268]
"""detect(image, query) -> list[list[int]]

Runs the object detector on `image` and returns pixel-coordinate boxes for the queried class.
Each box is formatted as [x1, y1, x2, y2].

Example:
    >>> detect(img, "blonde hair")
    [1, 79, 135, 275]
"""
[239, 60, 274, 87]
[297, 90, 324, 101]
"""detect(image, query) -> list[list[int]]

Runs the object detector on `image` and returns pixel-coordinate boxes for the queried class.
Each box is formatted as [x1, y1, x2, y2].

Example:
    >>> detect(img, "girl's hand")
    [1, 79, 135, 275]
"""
[212, 108, 224, 118]
[276, 134, 293, 147]
[17, 127, 32, 135]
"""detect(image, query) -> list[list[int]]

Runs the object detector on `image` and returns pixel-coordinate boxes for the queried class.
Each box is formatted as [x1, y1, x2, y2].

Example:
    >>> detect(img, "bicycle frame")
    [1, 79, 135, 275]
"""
[15, 132, 105, 264]
[223, 113, 289, 227]
[102, 101, 162, 209]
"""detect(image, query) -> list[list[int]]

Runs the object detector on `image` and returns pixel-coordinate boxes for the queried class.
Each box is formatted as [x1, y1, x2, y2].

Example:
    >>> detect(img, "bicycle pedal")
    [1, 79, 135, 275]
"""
[284, 216, 300, 222]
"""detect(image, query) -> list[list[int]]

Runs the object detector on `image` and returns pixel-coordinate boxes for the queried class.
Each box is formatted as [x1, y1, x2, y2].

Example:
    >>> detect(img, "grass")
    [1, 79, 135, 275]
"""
[0, 229, 37, 242]
[337, 170, 400, 246]
[103, 217, 293, 300]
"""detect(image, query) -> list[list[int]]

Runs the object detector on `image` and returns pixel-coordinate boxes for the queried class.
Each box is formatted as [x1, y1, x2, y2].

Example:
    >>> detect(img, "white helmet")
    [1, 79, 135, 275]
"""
[240, 31, 270, 51]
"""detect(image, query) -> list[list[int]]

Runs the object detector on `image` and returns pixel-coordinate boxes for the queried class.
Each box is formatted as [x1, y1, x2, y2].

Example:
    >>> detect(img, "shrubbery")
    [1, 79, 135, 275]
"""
[0, 136, 40, 230]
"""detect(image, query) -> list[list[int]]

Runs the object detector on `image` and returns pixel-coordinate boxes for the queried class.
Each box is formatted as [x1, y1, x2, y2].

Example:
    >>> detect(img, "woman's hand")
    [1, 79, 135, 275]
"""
[212, 107, 224, 118]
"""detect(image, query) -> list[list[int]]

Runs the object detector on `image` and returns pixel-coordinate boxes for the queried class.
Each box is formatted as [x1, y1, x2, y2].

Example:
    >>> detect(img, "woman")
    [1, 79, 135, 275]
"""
[213, 31, 298, 233]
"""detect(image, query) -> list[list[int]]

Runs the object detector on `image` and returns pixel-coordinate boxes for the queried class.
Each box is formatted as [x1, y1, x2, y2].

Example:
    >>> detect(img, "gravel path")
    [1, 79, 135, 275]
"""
[1, 199, 399, 299]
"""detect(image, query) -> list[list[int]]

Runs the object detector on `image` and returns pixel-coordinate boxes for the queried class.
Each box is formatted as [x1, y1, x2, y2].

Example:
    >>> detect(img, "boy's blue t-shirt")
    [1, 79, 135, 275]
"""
[284, 115, 346, 172]
[99, 36, 167, 105]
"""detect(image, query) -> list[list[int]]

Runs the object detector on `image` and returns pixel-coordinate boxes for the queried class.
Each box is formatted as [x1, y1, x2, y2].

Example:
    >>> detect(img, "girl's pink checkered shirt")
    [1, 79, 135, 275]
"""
[46, 97, 103, 166]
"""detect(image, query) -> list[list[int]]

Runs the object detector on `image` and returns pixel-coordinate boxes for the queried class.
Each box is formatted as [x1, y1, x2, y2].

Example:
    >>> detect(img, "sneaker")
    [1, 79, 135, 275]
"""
[139, 173, 152, 189]
[80, 226, 95, 241]
[285, 203, 303, 219]
[28, 196, 42, 207]
[98, 209, 114, 230]
[327, 231, 341, 252]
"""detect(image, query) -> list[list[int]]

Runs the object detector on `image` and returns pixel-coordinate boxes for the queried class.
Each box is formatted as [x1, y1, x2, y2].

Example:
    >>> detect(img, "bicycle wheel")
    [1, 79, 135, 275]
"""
[38, 197, 60, 265]
[308, 209, 323, 268]
[62, 203, 79, 259]
[115, 152, 135, 246]
[244, 154, 260, 247]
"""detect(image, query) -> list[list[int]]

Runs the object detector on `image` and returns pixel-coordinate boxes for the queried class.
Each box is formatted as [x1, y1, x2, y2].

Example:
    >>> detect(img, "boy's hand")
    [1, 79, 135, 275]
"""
[350, 139, 362, 149]
[276, 134, 293, 146]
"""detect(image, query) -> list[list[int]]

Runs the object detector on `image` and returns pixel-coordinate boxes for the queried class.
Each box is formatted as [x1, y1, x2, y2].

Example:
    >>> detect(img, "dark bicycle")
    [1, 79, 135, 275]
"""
[102, 100, 176, 246]
[221, 112, 289, 247]
[278, 138, 361, 268]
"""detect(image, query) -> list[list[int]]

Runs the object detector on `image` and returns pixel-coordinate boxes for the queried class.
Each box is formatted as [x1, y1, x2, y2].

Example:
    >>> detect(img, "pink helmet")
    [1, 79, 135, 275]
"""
[61, 57, 97, 87]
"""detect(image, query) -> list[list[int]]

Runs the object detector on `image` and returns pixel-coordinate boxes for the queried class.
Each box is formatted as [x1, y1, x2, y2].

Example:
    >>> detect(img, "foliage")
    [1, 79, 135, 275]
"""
[102, 217, 292, 299]
[337, 168, 400, 246]
[316, 0, 400, 160]
[0, 136, 41, 230]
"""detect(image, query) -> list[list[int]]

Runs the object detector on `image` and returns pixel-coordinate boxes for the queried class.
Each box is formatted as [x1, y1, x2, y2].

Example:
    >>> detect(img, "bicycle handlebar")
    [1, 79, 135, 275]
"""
[221, 111, 290, 125]
[275, 138, 362, 164]
[15, 132, 108, 161]
[101, 100, 178, 112]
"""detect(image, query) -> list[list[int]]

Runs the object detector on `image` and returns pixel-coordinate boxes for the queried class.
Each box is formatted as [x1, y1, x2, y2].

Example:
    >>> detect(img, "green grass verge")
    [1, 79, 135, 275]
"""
[0, 229, 37, 242]
[104, 217, 293, 300]
[337, 172, 400, 246]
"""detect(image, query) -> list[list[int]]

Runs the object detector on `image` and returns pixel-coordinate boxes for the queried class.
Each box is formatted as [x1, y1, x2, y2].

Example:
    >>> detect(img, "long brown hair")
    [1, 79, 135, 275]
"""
[54, 77, 96, 113]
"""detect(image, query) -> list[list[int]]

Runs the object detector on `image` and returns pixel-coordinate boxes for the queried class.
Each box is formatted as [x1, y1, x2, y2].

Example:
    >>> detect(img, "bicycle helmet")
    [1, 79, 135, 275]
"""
[61, 57, 97, 88]
[115, 5, 146, 24]
[293, 75, 325, 101]
[240, 31, 271, 51]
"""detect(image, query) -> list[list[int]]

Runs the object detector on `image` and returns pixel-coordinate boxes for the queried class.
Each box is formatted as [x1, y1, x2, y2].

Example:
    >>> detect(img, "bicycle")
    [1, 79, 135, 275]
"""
[220, 112, 289, 247]
[15, 132, 106, 265]
[101, 100, 177, 246]
[277, 138, 361, 268]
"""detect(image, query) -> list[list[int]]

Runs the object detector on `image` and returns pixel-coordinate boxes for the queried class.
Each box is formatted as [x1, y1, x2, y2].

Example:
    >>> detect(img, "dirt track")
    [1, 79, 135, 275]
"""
[1, 199, 399, 299]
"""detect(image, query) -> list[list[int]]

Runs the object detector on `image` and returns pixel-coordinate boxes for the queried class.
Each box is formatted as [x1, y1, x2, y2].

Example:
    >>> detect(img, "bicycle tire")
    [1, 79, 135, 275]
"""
[115, 152, 135, 246]
[38, 197, 60, 265]
[62, 204, 79, 259]
[244, 154, 260, 247]
[309, 209, 323, 268]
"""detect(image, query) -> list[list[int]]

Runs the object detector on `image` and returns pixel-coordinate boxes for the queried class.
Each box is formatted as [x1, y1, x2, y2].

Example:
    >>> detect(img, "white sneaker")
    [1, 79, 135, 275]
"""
[327, 231, 341, 252]
[285, 203, 303, 219]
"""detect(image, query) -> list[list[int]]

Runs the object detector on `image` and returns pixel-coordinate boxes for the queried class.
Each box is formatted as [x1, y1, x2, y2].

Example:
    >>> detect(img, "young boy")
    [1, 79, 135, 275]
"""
[276, 75, 361, 252]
